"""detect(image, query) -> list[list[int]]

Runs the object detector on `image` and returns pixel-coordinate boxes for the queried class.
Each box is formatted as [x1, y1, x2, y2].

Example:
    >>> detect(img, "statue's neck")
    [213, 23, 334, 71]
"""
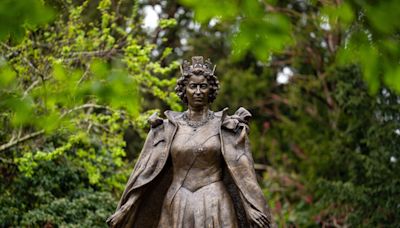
[187, 105, 209, 121]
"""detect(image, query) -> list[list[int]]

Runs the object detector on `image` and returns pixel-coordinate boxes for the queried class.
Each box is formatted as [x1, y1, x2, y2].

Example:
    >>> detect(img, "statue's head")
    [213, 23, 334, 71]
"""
[175, 56, 219, 107]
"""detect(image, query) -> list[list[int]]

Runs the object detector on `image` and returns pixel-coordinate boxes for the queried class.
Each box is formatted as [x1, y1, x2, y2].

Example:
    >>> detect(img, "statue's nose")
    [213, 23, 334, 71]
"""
[195, 85, 201, 94]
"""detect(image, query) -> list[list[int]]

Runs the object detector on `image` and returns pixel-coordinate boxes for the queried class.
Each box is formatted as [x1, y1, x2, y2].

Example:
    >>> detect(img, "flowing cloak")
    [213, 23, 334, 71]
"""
[107, 108, 273, 228]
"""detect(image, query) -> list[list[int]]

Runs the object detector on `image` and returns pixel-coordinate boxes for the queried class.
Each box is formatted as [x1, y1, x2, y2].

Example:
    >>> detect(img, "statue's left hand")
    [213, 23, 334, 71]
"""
[248, 207, 271, 228]
[106, 210, 124, 228]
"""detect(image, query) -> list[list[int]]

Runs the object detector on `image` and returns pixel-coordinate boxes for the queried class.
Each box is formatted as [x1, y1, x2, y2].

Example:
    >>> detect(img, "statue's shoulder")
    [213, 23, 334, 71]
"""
[148, 110, 186, 129]
[220, 107, 252, 133]
[147, 112, 165, 128]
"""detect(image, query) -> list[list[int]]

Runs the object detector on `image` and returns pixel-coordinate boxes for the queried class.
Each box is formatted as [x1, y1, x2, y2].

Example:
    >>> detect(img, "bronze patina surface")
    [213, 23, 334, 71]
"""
[107, 56, 274, 228]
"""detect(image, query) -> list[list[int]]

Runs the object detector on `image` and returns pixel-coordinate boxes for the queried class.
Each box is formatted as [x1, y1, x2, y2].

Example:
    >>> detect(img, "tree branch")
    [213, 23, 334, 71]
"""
[0, 156, 13, 164]
[0, 103, 130, 152]
[59, 103, 114, 118]
[0, 130, 45, 152]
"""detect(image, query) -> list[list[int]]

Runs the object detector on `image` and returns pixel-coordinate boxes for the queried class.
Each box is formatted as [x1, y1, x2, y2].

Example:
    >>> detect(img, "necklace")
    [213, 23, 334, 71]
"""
[182, 110, 214, 128]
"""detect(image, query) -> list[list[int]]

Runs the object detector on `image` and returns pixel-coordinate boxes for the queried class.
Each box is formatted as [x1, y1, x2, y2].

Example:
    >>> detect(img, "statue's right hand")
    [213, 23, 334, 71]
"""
[106, 216, 114, 227]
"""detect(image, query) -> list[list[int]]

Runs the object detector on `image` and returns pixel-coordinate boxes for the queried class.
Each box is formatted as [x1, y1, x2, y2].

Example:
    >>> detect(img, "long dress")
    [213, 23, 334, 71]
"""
[158, 114, 238, 228]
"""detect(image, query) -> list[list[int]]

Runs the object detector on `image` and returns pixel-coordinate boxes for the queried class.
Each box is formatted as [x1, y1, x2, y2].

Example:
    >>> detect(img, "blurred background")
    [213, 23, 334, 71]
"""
[0, 0, 399, 227]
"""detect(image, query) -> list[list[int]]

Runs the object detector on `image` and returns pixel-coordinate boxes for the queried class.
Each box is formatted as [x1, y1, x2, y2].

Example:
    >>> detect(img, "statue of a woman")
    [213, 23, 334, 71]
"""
[107, 56, 273, 228]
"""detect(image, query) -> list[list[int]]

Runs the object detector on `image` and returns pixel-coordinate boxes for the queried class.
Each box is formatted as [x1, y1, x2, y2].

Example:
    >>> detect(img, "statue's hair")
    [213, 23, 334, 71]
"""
[175, 67, 219, 104]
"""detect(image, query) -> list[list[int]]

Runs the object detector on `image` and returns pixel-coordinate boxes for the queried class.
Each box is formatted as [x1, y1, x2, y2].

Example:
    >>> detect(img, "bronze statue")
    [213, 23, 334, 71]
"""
[107, 56, 274, 227]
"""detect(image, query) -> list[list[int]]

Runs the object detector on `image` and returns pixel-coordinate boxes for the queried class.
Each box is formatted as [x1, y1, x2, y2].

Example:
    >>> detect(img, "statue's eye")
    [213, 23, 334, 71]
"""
[200, 84, 208, 89]
[189, 84, 197, 89]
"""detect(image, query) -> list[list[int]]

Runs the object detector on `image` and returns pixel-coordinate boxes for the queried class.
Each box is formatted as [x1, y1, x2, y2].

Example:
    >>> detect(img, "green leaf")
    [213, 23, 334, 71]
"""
[179, 0, 238, 23]
[0, 0, 55, 41]
[0, 64, 16, 87]
[383, 65, 400, 92]
[6, 96, 34, 126]
[90, 59, 109, 79]
[359, 46, 379, 94]
[53, 63, 67, 82]
[159, 18, 177, 29]
[232, 14, 293, 61]
[321, 2, 354, 28]
[364, 0, 400, 35]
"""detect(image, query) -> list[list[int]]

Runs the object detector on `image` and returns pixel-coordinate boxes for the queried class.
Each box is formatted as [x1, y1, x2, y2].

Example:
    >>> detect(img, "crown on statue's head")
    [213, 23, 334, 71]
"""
[180, 56, 216, 76]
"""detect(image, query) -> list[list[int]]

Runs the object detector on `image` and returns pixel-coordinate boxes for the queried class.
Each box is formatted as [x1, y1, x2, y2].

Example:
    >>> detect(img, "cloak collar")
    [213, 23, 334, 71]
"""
[164, 108, 229, 125]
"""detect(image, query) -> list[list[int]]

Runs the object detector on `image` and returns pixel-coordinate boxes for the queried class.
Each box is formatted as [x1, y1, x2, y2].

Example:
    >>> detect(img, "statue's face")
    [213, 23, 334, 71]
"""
[186, 75, 209, 108]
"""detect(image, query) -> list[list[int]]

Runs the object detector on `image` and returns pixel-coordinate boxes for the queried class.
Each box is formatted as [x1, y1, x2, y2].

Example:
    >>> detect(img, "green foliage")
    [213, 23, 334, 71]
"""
[267, 67, 400, 226]
[0, 0, 54, 41]
[180, 0, 293, 61]
[180, 0, 239, 22]
[20, 191, 115, 227]
[182, 0, 400, 94]
[1, 156, 117, 226]
[0, 0, 180, 226]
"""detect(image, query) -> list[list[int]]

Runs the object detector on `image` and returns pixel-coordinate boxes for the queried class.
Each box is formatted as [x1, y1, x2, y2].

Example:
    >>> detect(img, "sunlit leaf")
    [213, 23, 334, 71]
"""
[179, 0, 238, 22]
[383, 65, 400, 92]
[53, 63, 66, 82]
[6, 96, 34, 125]
[90, 59, 109, 79]
[321, 2, 354, 28]
[0, 64, 16, 87]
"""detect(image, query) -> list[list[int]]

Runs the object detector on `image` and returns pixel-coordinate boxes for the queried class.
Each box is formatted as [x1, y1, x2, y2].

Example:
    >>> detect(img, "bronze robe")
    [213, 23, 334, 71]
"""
[107, 108, 273, 227]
